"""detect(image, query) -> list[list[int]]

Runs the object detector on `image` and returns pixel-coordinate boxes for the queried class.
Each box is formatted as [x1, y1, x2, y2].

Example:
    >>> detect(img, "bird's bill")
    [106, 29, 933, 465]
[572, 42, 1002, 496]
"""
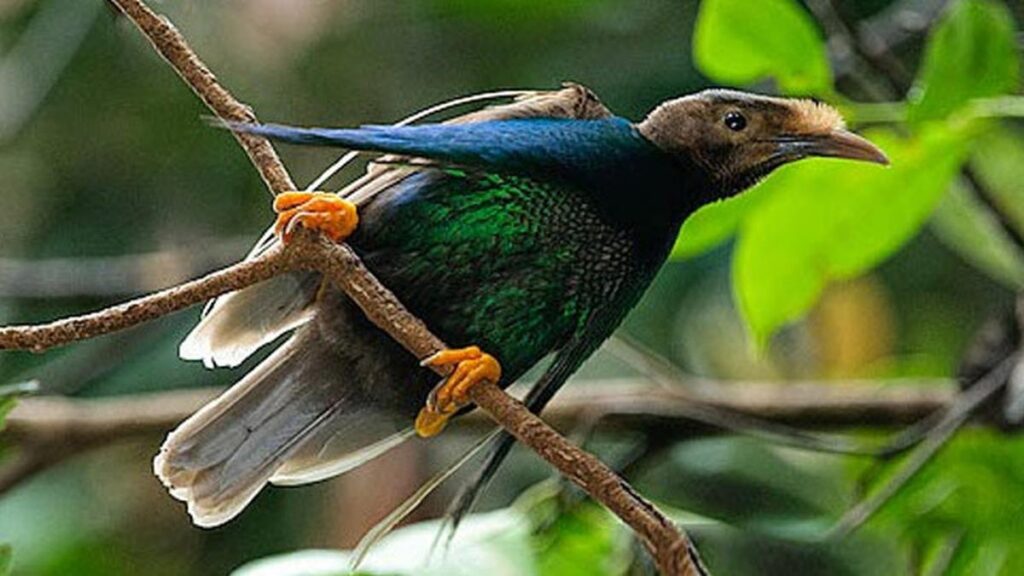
[776, 130, 890, 165]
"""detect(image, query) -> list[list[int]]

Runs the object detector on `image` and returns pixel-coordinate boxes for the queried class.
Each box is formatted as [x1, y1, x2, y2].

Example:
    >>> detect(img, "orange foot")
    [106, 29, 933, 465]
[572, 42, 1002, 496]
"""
[415, 346, 502, 438]
[273, 191, 358, 243]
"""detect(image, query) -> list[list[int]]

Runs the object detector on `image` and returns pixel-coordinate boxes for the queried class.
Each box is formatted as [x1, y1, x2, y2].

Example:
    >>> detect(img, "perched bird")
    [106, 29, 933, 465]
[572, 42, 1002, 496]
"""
[154, 85, 888, 528]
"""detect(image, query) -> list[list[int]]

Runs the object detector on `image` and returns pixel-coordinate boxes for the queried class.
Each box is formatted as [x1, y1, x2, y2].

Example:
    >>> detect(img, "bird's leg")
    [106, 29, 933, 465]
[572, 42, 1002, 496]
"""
[415, 346, 502, 437]
[273, 191, 359, 243]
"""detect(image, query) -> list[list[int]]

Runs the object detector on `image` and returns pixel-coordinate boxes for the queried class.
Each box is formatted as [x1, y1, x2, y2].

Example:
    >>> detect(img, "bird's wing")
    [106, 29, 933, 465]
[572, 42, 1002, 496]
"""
[181, 86, 612, 368]
[230, 117, 648, 189]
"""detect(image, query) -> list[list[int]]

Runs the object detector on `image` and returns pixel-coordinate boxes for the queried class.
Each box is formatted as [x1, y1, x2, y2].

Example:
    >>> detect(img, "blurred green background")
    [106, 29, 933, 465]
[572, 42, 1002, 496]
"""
[0, 0, 1022, 574]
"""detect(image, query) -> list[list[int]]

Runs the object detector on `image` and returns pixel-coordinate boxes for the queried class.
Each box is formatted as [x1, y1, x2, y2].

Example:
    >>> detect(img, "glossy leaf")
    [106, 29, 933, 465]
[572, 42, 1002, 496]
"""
[909, 0, 1020, 123]
[734, 125, 973, 345]
[693, 0, 832, 95]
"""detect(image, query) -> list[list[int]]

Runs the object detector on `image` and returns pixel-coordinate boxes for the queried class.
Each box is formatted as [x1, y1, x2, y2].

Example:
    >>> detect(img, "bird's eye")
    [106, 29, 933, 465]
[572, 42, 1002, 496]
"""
[723, 111, 747, 131]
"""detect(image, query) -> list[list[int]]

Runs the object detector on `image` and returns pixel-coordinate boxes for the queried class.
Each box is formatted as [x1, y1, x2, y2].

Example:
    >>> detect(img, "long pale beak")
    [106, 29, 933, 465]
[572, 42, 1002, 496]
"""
[778, 130, 890, 165]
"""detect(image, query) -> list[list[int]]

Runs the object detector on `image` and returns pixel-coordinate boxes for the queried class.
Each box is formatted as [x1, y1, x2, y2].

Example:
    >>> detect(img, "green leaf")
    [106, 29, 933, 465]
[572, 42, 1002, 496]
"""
[0, 545, 10, 576]
[908, 0, 1020, 123]
[931, 179, 1024, 289]
[873, 430, 1024, 574]
[535, 504, 621, 576]
[734, 124, 974, 345]
[671, 188, 765, 260]
[693, 0, 832, 95]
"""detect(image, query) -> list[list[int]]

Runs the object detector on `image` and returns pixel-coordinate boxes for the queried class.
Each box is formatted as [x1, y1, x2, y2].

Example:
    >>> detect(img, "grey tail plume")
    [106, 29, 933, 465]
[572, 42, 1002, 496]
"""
[155, 327, 410, 527]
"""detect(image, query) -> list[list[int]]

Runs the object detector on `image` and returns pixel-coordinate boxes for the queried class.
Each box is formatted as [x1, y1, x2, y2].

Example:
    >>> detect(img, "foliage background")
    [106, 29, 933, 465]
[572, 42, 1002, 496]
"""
[0, 0, 1022, 574]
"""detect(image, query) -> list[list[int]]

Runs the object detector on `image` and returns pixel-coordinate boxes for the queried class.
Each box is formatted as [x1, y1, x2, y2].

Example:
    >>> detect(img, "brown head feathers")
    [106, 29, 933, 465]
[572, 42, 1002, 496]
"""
[638, 89, 883, 196]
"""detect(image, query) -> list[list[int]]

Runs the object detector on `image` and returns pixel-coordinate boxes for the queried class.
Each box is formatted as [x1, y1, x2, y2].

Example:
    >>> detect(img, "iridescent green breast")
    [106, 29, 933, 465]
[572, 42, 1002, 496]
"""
[350, 168, 639, 380]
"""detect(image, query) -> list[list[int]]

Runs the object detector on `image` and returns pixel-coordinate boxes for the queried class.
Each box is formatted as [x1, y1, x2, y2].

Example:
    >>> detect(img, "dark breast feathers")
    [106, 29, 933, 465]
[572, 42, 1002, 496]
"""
[313, 167, 640, 417]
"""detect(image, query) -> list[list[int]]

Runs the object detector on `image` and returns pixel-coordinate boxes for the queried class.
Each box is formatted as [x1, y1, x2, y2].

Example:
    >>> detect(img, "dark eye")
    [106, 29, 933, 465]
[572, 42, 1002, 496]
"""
[724, 111, 747, 131]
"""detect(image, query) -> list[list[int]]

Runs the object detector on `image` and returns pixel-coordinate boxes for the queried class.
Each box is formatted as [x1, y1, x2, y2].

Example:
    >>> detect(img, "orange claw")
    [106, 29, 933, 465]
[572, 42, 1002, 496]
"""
[273, 191, 358, 243]
[415, 346, 502, 438]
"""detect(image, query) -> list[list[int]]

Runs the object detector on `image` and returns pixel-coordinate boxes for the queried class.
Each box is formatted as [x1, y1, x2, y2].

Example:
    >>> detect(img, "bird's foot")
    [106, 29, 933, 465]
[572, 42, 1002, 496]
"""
[273, 191, 359, 243]
[415, 346, 502, 438]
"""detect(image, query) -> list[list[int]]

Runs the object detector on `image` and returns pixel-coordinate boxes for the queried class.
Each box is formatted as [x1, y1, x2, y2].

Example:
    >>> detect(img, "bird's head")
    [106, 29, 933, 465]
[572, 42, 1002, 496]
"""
[638, 89, 888, 197]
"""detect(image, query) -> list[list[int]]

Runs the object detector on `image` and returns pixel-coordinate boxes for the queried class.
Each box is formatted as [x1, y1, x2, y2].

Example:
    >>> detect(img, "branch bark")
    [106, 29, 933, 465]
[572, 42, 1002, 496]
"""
[4, 1, 706, 573]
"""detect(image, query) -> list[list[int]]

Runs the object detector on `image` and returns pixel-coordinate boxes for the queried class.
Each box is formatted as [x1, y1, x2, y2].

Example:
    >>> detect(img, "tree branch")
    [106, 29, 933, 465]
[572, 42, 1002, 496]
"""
[4, 1, 706, 573]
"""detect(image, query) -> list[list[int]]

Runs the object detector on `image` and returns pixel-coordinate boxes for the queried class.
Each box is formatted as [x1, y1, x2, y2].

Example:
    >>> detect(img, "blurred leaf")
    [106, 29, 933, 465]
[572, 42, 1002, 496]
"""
[688, 522, 903, 576]
[693, 0, 832, 95]
[873, 430, 1024, 574]
[637, 438, 842, 540]
[909, 0, 1020, 123]
[969, 127, 1024, 238]
[671, 188, 765, 260]
[0, 398, 13, 431]
[931, 179, 1024, 289]
[0, 398, 16, 433]
[535, 504, 623, 576]
[734, 124, 974, 345]
[0, 545, 10, 576]
[0, 381, 39, 433]
[232, 509, 537, 576]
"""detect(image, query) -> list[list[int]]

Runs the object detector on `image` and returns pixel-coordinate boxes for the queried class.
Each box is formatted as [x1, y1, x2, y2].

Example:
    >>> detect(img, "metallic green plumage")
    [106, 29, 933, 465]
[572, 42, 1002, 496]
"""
[353, 168, 652, 379]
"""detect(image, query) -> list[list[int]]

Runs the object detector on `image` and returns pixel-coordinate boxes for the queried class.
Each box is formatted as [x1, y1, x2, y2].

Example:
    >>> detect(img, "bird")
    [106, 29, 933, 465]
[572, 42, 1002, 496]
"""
[153, 84, 889, 529]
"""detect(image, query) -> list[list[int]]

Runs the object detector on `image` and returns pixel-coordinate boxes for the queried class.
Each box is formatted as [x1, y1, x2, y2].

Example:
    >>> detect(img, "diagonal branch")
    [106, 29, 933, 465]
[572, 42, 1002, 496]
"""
[2, 1, 707, 574]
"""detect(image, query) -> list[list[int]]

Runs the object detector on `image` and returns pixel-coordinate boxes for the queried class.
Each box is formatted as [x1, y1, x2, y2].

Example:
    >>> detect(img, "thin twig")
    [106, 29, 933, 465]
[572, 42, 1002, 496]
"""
[6, 1, 706, 573]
